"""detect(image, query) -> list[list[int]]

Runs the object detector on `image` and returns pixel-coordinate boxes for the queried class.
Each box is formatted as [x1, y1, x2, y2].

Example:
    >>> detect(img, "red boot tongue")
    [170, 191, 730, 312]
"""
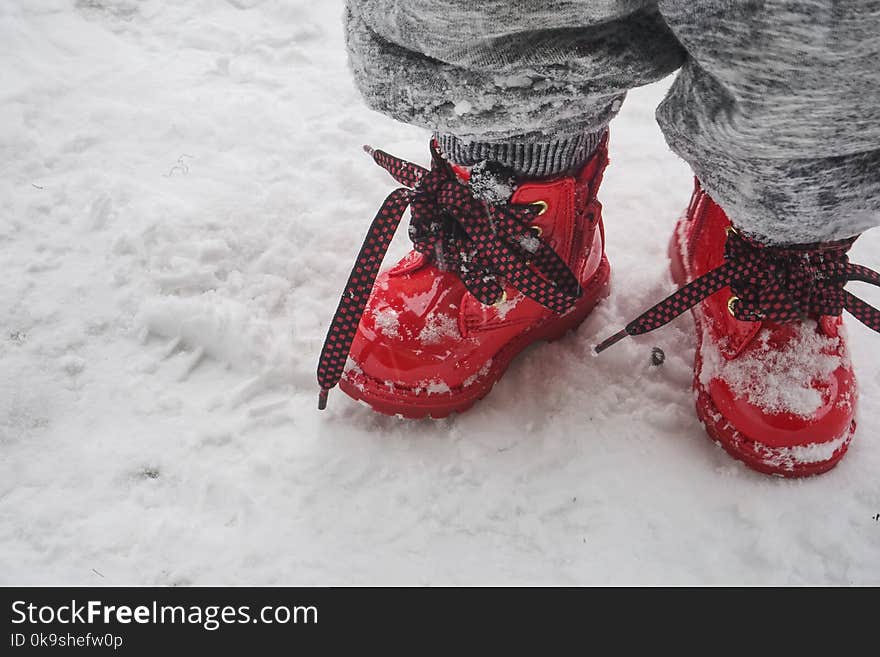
[450, 163, 471, 183]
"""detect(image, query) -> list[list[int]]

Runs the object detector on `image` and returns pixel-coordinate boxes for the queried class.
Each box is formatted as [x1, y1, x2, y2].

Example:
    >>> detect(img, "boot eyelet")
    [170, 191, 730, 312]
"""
[531, 225, 543, 237]
[492, 290, 507, 307]
[727, 295, 740, 316]
[725, 225, 738, 237]
[530, 200, 549, 215]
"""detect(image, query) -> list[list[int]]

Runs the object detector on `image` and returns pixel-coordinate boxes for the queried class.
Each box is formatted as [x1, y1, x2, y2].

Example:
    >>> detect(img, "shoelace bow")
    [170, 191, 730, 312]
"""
[596, 228, 880, 353]
[317, 142, 583, 409]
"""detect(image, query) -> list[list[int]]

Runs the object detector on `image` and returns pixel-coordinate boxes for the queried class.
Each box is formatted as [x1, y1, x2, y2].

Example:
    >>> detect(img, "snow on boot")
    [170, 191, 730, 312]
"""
[317, 137, 612, 417]
[597, 180, 880, 477]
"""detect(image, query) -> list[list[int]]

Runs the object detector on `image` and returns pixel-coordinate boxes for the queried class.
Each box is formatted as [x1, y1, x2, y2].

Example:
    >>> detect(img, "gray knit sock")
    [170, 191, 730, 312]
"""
[436, 129, 607, 178]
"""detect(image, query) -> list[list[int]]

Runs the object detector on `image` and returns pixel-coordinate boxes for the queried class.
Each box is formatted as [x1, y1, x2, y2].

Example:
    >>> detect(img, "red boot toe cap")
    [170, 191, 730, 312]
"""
[705, 363, 855, 449]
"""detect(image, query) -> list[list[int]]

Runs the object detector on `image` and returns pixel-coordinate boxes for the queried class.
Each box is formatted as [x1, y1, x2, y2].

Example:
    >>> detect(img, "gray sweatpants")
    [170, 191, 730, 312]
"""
[345, 1, 880, 245]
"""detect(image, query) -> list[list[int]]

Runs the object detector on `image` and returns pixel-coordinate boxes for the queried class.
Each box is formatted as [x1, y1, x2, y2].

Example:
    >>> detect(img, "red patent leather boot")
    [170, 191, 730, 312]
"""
[317, 137, 612, 417]
[597, 180, 880, 477]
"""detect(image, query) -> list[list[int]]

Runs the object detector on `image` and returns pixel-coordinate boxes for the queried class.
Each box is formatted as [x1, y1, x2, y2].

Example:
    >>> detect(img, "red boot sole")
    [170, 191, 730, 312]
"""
[339, 257, 611, 419]
[668, 225, 854, 477]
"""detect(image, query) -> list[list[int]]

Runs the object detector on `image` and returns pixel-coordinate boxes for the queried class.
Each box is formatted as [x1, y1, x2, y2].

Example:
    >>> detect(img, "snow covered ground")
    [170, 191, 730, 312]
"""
[2, 0, 879, 585]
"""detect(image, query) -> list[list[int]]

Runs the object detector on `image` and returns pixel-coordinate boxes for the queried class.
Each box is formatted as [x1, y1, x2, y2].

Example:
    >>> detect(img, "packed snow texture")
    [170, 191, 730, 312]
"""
[1, 0, 879, 585]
